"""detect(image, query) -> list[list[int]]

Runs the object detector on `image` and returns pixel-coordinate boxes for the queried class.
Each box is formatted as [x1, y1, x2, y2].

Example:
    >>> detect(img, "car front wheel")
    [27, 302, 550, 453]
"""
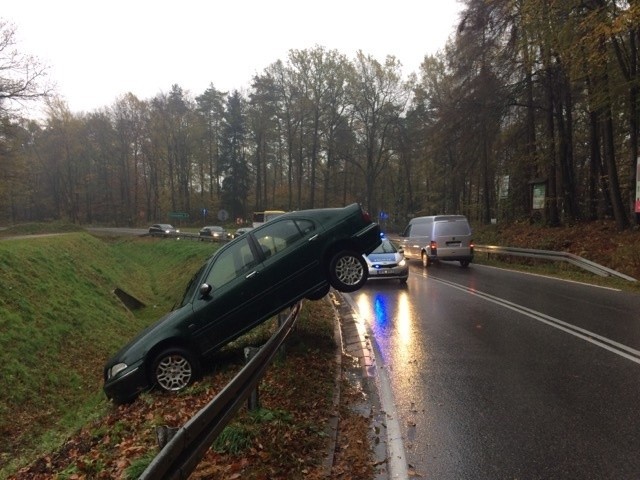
[328, 250, 367, 292]
[151, 348, 200, 393]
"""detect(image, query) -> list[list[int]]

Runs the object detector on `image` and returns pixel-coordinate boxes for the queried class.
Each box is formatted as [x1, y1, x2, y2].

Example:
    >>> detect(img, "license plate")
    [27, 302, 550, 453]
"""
[377, 269, 390, 275]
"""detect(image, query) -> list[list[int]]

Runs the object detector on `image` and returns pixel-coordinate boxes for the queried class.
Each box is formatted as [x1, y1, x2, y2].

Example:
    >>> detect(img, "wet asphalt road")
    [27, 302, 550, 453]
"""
[348, 262, 640, 479]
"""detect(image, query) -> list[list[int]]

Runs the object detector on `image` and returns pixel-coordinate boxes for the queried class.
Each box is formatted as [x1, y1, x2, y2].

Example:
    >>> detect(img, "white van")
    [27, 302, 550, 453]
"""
[398, 215, 473, 267]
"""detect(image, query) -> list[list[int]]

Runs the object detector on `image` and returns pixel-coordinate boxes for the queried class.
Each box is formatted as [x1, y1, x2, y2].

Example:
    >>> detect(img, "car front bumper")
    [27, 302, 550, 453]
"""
[103, 360, 149, 403]
[367, 264, 409, 280]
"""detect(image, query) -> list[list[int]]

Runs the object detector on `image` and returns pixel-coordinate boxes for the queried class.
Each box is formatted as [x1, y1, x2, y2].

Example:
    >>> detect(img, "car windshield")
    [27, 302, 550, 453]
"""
[371, 240, 397, 254]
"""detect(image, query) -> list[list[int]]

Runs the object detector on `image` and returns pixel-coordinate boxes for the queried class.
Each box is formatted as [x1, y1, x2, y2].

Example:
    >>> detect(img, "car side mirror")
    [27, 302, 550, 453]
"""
[199, 283, 213, 297]
[398, 248, 404, 254]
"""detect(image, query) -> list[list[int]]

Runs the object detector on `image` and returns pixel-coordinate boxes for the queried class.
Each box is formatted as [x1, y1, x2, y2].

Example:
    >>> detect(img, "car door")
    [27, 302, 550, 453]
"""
[250, 217, 323, 316]
[402, 221, 431, 259]
[189, 236, 263, 354]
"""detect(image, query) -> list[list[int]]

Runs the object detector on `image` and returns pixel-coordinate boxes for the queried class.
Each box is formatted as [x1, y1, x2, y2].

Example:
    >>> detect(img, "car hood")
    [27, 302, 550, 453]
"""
[366, 253, 401, 264]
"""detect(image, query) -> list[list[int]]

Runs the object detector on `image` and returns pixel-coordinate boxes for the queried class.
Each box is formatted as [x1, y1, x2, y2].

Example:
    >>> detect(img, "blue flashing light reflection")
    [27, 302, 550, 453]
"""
[374, 294, 388, 328]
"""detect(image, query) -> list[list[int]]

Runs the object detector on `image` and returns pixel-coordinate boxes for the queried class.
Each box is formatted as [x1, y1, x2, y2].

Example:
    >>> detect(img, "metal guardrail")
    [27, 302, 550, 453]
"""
[139, 302, 302, 480]
[149, 232, 231, 242]
[474, 244, 637, 282]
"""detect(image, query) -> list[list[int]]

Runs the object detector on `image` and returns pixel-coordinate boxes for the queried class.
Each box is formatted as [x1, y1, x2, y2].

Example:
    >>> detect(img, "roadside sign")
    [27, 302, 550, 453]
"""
[169, 212, 189, 219]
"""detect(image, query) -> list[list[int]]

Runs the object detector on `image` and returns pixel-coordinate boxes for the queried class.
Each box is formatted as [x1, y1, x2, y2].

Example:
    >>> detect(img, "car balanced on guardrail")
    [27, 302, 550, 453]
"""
[104, 203, 381, 403]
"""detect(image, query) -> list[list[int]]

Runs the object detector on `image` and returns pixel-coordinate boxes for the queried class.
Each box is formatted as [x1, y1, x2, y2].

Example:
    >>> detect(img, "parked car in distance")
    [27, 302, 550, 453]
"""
[199, 225, 231, 241]
[398, 215, 473, 267]
[234, 227, 253, 238]
[149, 224, 179, 236]
[364, 237, 408, 283]
[104, 203, 381, 403]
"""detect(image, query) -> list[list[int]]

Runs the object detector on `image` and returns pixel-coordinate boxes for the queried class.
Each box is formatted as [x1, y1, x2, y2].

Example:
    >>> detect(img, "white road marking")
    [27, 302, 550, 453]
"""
[427, 274, 640, 365]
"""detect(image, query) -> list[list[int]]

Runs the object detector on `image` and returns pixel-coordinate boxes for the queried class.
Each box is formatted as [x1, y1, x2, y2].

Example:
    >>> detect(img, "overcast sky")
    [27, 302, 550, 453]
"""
[4, 0, 464, 114]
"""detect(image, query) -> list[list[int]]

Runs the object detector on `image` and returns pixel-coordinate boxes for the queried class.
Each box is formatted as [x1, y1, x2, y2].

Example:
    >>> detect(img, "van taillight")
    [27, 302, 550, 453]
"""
[470, 239, 474, 252]
[361, 210, 372, 222]
[430, 240, 437, 254]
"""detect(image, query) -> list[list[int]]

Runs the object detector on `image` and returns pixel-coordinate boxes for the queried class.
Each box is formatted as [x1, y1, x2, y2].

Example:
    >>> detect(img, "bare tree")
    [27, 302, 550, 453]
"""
[346, 51, 408, 214]
[0, 20, 50, 114]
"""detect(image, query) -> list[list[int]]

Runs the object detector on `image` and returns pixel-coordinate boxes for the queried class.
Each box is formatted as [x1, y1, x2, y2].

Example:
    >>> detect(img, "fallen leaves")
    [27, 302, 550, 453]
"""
[9, 300, 378, 480]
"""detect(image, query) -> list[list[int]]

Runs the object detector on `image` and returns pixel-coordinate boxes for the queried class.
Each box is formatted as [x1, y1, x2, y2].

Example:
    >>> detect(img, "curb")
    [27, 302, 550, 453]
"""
[321, 294, 343, 475]
[327, 291, 391, 480]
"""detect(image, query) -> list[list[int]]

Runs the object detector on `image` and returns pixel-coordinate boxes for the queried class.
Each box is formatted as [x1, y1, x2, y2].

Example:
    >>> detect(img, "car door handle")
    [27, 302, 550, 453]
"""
[246, 270, 258, 279]
[308, 234, 319, 241]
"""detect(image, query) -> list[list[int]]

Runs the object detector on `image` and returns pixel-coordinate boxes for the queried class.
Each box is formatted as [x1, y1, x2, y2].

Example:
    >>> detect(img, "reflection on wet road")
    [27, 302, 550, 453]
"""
[356, 286, 415, 367]
[349, 263, 640, 479]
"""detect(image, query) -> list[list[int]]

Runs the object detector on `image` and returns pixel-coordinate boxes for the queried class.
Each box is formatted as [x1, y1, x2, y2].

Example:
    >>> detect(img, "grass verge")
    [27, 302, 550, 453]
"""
[0, 233, 215, 475]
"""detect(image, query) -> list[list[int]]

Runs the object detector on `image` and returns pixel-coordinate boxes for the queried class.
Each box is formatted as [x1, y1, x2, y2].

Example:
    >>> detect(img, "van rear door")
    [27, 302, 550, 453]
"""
[433, 218, 472, 261]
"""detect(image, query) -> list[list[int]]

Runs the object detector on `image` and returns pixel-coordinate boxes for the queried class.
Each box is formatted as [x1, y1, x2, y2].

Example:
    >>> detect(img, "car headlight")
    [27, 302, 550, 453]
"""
[398, 259, 406, 267]
[108, 362, 129, 379]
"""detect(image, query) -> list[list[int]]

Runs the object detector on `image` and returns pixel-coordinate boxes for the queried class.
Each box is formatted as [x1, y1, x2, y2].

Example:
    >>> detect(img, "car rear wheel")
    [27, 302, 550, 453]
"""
[151, 348, 200, 393]
[328, 250, 367, 292]
[460, 260, 470, 267]
[421, 251, 431, 267]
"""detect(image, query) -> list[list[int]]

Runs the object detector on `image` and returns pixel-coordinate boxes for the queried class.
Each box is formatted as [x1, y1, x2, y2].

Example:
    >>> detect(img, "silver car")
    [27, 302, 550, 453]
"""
[364, 238, 408, 283]
[199, 225, 231, 241]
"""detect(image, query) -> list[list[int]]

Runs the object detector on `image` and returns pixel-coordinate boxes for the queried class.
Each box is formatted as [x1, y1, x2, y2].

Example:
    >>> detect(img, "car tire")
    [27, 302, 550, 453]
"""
[399, 277, 408, 284]
[328, 250, 368, 292]
[421, 252, 431, 267]
[151, 348, 200, 393]
[460, 260, 470, 267]
[306, 283, 331, 300]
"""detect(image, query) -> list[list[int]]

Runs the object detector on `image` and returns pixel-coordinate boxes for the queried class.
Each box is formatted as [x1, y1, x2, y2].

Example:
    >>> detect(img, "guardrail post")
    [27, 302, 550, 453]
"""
[155, 425, 178, 448]
[277, 310, 289, 358]
[244, 346, 261, 411]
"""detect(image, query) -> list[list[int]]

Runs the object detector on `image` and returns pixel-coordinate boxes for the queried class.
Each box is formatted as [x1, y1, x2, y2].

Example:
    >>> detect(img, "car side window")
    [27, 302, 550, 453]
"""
[296, 219, 315, 236]
[411, 224, 429, 236]
[205, 238, 256, 289]
[254, 219, 308, 258]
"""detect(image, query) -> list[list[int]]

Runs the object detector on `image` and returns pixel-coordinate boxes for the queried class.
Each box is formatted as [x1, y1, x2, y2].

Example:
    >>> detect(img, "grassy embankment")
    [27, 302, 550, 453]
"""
[472, 220, 640, 293]
[0, 230, 216, 475]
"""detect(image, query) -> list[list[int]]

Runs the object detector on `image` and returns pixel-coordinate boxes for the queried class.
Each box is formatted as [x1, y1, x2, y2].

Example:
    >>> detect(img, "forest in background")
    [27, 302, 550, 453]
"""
[1, 0, 639, 231]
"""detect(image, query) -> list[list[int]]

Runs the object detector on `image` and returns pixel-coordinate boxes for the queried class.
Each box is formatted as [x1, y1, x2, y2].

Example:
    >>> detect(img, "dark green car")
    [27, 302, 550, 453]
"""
[104, 203, 381, 403]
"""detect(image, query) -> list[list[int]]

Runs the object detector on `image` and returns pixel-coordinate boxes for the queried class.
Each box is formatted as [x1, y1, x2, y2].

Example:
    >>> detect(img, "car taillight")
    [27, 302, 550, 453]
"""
[470, 239, 474, 252]
[361, 209, 372, 223]
[430, 240, 437, 254]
